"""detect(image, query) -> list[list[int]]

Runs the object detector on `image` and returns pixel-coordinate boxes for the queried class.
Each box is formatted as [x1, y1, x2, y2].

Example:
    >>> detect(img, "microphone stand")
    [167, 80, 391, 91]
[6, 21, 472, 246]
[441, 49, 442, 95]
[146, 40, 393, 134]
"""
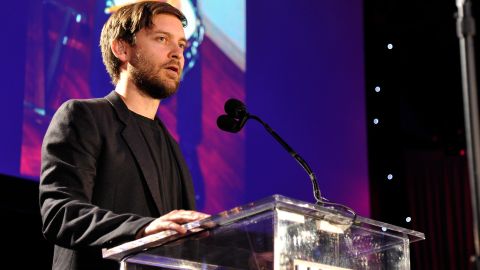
[456, 0, 480, 267]
[248, 115, 323, 205]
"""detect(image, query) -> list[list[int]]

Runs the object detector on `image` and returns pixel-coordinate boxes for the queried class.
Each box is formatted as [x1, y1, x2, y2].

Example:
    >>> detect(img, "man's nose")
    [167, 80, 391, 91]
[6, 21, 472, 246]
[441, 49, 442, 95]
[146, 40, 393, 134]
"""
[169, 44, 183, 60]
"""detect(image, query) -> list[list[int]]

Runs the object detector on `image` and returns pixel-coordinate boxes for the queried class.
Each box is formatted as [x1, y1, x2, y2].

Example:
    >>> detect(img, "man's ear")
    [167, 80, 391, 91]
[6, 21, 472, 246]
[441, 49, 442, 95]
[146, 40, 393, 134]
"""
[111, 39, 129, 62]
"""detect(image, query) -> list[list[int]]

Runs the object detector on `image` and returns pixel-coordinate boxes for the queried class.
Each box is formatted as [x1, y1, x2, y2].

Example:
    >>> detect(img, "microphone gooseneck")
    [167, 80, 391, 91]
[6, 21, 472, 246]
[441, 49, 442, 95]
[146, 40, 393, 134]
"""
[248, 115, 323, 205]
[216, 98, 323, 205]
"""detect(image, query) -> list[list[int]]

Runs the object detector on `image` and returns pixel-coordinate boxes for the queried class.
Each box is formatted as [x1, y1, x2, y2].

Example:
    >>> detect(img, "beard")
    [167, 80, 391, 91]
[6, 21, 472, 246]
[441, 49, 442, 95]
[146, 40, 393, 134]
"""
[129, 53, 182, 100]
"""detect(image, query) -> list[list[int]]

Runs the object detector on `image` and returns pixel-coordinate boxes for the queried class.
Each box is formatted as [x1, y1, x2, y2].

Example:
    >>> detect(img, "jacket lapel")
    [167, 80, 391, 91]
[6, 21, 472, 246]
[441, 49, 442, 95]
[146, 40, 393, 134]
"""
[105, 91, 163, 214]
[157, 120, 196, 210]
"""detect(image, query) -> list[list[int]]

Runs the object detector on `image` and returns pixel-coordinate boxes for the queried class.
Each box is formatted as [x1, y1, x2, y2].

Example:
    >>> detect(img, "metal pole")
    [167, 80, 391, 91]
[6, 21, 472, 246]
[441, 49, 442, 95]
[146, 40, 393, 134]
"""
[456, 0, 480, 267]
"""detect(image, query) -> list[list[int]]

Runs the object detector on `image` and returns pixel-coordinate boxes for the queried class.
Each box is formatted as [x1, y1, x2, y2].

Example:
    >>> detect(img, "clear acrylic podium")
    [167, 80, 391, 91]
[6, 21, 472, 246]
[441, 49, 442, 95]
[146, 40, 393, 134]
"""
[103, 195, 425, 269]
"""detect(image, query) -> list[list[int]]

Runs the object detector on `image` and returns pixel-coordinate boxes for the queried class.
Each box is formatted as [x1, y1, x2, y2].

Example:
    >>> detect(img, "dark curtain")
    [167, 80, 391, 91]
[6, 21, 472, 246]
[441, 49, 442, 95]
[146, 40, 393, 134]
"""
[404, 149, 475, 269]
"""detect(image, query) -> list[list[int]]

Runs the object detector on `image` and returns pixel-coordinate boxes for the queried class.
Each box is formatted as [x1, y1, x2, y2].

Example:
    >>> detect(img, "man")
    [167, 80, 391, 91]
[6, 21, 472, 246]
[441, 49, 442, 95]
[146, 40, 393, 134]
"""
[39, 2, 208, 270]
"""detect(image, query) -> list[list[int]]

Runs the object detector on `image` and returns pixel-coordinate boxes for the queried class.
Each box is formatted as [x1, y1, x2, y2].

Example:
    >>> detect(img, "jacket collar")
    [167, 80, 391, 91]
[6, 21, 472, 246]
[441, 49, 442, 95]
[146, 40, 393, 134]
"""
[104, 90, 163, 214]
[105, 90, 131, 125]
[103, 90, 195, 212]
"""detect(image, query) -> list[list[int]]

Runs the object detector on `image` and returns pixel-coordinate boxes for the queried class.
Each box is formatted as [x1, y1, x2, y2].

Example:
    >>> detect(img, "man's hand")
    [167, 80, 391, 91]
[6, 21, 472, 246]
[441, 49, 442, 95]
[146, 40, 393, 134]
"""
[138, 210, 210, 238]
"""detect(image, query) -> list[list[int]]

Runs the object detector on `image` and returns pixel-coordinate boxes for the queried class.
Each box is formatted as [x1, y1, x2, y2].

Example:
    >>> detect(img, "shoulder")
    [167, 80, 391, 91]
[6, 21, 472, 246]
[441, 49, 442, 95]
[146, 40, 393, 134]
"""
[58, 97, 110, 113]
[55, 92, 130, 125]
[46, 97, 117, 136]
[52, 97, 116, 123]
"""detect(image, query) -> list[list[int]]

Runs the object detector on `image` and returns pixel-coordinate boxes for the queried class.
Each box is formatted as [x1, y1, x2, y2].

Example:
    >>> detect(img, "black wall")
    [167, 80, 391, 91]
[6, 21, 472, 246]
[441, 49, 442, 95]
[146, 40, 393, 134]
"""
[0, 174, 52, 269]
[365, 0, 476, 268]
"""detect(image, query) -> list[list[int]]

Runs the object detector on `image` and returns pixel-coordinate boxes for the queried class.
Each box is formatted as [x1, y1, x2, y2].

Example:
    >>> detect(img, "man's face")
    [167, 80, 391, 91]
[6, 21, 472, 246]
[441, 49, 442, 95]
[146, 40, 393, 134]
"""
[127, 14, 186, 100]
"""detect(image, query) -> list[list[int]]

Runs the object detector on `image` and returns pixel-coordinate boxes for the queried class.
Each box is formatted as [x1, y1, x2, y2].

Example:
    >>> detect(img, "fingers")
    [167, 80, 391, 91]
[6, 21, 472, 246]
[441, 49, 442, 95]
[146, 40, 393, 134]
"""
[162, 209, 210, 219]
[143, 220, 187, 236]
[159, 210, 210, 224]
[141, 210, 210, 237]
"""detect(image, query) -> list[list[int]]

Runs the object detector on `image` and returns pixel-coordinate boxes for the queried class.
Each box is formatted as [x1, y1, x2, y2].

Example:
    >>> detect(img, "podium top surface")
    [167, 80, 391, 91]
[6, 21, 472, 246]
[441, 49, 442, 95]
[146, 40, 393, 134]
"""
[103, 194, 425, 261]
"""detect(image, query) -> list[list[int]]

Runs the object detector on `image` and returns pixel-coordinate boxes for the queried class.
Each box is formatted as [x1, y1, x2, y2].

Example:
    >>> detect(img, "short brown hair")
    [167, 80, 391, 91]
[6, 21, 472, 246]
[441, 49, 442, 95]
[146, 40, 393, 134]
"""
[100, 1, 187, 85]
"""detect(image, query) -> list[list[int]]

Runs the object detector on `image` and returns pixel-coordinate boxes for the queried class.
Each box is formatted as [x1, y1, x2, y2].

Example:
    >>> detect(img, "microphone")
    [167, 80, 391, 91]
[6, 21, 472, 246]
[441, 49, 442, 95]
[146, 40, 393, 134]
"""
[225, 98, 247, 119]
[217, 115, 240, 133]
[216, 98, 324, 205]
[217, 98, 249, 133]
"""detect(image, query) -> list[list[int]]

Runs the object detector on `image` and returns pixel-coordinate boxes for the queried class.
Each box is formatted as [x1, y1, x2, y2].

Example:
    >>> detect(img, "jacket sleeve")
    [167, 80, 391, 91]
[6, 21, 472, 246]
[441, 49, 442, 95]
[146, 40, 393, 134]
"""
[39, 100, 154, 249]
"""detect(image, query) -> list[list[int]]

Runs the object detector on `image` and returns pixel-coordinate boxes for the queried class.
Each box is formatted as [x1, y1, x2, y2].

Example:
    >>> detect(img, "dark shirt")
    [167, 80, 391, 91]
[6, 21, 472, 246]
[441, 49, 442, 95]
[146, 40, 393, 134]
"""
[131, 111, 183, 215]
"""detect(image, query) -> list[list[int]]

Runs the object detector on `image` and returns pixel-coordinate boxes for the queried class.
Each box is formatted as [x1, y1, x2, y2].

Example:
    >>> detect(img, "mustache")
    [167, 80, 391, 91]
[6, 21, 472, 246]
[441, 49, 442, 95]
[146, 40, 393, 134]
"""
[163, 60, 182, 69]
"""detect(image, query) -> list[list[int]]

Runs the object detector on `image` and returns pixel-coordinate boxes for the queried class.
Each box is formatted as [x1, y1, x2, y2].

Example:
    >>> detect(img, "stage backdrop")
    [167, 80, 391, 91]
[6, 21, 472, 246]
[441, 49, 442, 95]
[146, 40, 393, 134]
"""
[0, 0, 368, 216]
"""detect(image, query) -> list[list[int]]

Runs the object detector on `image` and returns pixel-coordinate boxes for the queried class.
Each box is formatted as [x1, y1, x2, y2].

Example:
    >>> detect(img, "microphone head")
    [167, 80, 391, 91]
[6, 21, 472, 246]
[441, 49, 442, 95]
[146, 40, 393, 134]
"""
[217, 115, 240, 133]
[225, 98, 247, 119]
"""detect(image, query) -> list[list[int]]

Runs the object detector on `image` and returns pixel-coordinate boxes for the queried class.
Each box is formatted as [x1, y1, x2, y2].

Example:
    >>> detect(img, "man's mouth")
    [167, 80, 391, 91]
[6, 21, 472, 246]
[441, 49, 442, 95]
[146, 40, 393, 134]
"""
[165, 65, 179, 74]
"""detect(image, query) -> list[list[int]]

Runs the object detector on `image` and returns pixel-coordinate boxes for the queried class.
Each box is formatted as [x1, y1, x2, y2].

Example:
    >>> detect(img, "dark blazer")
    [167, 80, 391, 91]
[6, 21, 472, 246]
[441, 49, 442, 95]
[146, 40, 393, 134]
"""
[39, 91, 196, 270]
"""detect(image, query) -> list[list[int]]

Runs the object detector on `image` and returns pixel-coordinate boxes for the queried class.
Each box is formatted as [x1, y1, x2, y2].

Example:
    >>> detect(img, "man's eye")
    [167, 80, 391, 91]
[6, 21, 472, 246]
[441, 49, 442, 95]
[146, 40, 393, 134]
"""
[179, 43, 186, 49]
[156, 36, 166, 42]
